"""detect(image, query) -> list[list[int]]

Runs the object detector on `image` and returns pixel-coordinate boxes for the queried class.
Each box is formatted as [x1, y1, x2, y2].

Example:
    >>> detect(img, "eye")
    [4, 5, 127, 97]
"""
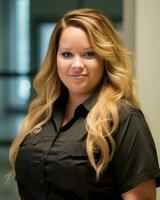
[84, 51, 95, 58]
[61, 52, 72, 58]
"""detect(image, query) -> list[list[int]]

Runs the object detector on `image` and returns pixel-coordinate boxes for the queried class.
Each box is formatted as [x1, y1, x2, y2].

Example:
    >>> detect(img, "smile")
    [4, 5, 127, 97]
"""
[68, 74, 87, 80]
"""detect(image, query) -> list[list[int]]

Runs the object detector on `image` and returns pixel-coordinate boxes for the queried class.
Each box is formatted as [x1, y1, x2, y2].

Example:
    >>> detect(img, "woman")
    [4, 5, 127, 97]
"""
[9, 8, 160, 199]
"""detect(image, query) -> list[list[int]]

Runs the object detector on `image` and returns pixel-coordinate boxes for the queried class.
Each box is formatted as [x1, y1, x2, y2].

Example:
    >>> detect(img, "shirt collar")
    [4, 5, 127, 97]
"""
[54, 88, 99, 112]
[82, 90, 99, 112]
[52, 89, 99, 132]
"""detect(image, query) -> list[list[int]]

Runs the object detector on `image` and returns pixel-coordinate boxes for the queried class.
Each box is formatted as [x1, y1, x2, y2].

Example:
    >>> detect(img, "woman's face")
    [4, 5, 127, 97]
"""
[57, 26, 104, 99]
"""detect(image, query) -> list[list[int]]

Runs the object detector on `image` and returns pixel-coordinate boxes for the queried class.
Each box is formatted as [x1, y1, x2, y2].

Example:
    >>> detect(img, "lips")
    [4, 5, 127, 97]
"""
[68, 73, 87, 80]
[69, 74, 86, 76]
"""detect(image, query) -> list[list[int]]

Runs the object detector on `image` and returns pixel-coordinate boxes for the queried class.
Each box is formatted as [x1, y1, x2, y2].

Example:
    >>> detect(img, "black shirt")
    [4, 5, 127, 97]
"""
[15, 93, 160, 200]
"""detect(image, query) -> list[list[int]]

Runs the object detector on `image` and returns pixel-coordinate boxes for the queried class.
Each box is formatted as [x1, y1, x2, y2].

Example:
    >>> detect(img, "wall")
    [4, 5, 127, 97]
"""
[123, 0, 160, 197]
[135, 0, 160, 156]
[124, 0, 160, 198]
[124, 0, 160, 156]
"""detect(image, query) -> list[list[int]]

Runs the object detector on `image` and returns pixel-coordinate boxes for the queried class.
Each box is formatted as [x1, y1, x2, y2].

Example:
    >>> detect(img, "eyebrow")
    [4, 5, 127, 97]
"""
[60, 47, 93, 50]
[83, 47, 93, 50]
[60, 48, 72, 50]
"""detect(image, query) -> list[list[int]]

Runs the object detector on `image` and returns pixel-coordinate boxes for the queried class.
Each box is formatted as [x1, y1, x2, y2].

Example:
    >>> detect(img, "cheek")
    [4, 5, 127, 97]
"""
[57, 57, 62, 70]
[57, 66, 65, 83]
[57, 57, 70, 70]
[96, 68, 104, 83]
[57, 58, 66, 75]
[90, 61, 104, 78]
[57, 63, 64, 82]
[57, 59, 70, 85]
[93, 65, 104, 85]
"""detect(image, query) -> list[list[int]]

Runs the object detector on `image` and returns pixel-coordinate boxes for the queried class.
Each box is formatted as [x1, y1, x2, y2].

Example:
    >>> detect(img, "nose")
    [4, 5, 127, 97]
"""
[71, 56, 84, 70]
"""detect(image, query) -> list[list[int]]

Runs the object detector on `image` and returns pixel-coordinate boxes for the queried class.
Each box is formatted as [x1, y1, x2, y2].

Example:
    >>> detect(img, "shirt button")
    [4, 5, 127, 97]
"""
[41, 154, 47, 161]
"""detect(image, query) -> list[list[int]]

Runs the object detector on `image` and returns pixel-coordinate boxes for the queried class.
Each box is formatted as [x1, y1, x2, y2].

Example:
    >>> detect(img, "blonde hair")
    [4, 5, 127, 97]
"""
[9, 8, 140, 179]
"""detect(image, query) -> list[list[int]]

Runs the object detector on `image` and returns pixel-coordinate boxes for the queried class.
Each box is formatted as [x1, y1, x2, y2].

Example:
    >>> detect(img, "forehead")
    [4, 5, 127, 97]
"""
[58, 26, 91, 49]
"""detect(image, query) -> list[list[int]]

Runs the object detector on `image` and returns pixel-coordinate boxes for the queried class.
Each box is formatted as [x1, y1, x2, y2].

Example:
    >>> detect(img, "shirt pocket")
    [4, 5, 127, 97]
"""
[63, 142, 115, 196]
[20, 133, 43, 146]
[15, 134, 43, 182]
[62, 142, 91, 188]
[63, 141, 88, 158]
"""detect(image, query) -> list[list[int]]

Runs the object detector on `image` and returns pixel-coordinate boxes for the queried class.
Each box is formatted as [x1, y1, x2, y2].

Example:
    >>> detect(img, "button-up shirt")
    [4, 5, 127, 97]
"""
[15, 92, 160, 200]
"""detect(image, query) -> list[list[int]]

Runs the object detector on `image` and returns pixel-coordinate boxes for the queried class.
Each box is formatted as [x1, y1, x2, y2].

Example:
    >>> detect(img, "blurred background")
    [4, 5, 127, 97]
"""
[0, 0, 159, 199]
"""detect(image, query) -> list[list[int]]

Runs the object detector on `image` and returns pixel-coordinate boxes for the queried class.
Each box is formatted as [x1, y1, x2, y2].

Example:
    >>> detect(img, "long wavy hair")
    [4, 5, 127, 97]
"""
[9, 8, 140, 180]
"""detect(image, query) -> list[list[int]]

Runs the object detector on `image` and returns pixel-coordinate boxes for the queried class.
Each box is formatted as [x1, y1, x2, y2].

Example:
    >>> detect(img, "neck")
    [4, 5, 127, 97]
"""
[68, 92, 91, 110]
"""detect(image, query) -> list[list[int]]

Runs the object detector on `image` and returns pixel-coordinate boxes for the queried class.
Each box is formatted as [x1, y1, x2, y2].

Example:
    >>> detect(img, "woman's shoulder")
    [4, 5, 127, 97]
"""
[114, 101, 152, 150]
[118, 101, 145, 125]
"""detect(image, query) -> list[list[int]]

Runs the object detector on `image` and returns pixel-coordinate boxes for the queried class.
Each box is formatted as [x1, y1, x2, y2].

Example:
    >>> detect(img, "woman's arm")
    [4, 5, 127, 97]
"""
[121, 179, 156, 200]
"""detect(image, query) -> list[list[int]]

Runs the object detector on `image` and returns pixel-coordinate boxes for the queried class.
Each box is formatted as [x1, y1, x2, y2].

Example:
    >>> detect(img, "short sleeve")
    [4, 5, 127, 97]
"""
[112, 106, 160, 194]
